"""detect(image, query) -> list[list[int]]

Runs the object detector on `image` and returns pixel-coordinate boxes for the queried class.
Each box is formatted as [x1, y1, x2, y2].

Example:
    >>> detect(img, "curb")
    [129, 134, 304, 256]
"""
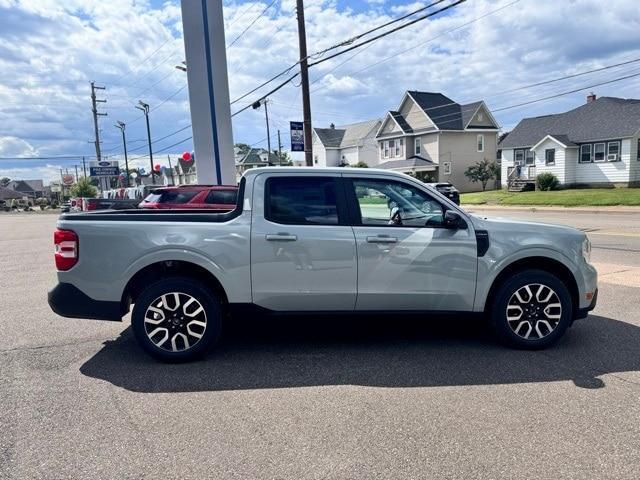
[461, 204, 640, 214]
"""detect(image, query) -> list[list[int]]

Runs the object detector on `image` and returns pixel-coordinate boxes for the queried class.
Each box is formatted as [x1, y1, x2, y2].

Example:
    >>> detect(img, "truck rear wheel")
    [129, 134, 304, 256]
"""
[131, 277, 222, 362]
[490, 269, 573, 349]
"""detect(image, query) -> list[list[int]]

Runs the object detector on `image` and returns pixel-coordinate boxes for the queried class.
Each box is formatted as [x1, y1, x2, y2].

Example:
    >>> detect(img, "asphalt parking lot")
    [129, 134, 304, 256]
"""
[1, 210, 639, 479]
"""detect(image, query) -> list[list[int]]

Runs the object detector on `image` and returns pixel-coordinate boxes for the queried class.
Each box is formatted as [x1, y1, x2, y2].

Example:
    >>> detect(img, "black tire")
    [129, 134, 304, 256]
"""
[490, 269, 573, 349]
[131, 277, 222, 362]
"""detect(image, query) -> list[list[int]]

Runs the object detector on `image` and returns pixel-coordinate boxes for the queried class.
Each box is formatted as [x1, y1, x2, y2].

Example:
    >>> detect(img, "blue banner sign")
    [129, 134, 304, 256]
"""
[290, 121, 304, 152]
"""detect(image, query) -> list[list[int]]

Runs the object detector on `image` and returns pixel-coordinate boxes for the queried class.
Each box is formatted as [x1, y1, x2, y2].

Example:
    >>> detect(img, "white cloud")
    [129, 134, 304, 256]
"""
[1, 0, 640, 181]
[0, 136, 38, 156]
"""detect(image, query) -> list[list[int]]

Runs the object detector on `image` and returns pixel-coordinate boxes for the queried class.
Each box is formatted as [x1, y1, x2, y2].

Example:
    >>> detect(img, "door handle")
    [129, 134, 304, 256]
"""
[366, 236, 398, 244]
[265, 233, 298, 241]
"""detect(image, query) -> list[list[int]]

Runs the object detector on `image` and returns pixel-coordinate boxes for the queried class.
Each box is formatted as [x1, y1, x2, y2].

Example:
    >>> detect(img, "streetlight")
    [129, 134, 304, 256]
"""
[252, 98, 271, 162]
[135, 100, 155, 183]
[175, 61, 187, 72]
[114, 121, 130, 187]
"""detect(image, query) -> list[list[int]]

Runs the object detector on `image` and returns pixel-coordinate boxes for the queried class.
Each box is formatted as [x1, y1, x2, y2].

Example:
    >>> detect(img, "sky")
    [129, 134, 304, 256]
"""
[1, 0, 640, 183]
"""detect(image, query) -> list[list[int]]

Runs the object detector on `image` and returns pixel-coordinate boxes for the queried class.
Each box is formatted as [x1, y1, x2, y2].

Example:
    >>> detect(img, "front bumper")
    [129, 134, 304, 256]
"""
[48, 283, 123, 321]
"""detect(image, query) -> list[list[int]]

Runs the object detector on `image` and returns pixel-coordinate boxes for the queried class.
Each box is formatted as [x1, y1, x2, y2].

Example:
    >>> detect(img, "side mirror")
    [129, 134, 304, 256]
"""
[443, 210, 465, 229]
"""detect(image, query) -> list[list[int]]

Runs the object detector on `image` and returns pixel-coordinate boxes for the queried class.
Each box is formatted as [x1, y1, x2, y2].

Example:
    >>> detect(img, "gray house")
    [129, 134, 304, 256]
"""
[500, 95, 640, 188]
[375, 91, 499, 192]
[312, 119, 382, 167]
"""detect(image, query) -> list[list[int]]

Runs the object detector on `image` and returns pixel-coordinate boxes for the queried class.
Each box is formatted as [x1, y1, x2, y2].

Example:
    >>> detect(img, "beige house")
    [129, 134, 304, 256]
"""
[375, 91, 499, 192]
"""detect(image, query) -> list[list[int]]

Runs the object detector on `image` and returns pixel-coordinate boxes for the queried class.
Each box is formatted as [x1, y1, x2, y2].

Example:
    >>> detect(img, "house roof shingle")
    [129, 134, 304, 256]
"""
[314, 119, 381, 148]
[377, 156, 436, 170]
[0, 186, 23, 200]
[389, 111, 413, 133]
[500, 97, 640, 149]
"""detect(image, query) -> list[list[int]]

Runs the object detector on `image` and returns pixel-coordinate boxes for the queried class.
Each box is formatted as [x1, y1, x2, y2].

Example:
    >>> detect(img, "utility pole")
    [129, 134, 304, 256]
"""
[136, 100, 155, 183]
[74, 165, 79, 182]
[264, 99, 272, 159]
[296, 0, 313, 166]
[90, 82, 107, 162]
[252, 98, 272, 162]
[277, 129, 283, 166]
[115, 121, 130, 187]
[82, 156, 87, 178]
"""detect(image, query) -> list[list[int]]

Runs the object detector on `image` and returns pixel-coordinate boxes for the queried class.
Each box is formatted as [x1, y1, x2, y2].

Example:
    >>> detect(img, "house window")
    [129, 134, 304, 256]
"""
[384, 141, 389, 158]
[477, 134, 485, 152]
[389, 140, 395, 158]
[477, 112, 484, 122]
[545, 149, 555, 165]
[314, 155, 318, 164]
[414, 137, 421, 156]
[525, 150, 535, 165]
[593, 143, 605, 162]
[607, 141, 620, 161]
[514, 149, 525, 165]
[580, 144, 592, 163]
[379, 143, 384, 159]
[443, 162, 452, 175]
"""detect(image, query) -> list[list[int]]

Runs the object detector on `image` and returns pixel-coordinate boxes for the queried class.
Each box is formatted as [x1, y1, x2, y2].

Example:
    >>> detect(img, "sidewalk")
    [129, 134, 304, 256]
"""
[461, 204, 640, 214]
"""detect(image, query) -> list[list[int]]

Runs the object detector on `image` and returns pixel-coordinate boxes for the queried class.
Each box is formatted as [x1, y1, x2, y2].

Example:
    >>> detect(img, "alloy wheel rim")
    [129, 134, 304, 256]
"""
[144, 292, 207, 352]
[506, 283, 562, 340]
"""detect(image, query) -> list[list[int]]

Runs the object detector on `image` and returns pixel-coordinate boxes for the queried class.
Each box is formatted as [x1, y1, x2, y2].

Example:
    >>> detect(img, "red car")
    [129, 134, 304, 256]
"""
[139, 185, 238, 210]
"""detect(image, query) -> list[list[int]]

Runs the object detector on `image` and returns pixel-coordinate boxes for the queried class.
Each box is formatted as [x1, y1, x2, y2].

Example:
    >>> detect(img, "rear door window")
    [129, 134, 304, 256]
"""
[157, 191, 198, 204]
[265, 177, 340, 225]
[204, 190, 237, 205]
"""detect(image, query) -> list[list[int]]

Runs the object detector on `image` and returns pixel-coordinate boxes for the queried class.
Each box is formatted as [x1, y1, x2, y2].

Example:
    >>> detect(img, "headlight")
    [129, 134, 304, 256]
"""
[582, 237, 591, 263]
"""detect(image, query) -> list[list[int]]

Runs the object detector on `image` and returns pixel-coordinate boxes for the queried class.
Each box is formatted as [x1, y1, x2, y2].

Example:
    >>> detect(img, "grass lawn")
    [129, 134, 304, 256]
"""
[460, 188, 640, 207]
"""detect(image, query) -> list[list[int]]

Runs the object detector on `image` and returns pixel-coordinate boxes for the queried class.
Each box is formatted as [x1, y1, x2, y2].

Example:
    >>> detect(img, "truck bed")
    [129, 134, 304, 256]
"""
[60, 208, 240, 223]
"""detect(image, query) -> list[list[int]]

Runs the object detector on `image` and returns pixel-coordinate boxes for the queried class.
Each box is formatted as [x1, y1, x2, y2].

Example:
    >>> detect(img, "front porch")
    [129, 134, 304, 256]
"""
[377, 156, 438, 182]
[507, 165, 536, 192]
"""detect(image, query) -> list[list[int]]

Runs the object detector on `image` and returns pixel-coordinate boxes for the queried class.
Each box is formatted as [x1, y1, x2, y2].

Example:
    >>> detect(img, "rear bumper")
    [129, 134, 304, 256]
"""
[48, 283, 123, 321]
[575, 288, 598, 320]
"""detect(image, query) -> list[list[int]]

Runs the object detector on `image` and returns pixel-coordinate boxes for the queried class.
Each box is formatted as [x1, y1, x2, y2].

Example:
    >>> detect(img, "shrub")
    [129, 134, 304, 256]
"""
[35, 198, 49, 210]
[537, 172, 559, 191]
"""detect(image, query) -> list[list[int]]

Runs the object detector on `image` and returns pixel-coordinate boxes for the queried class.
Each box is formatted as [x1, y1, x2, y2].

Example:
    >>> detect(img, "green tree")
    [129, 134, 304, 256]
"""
[69, 177, 98, 198]
[0, 177, 10, 187]
[464, 159, 499, 191]
[234, 143, 252, 156]
[273, 150, 293, 166]
[354, 161, 369, 168]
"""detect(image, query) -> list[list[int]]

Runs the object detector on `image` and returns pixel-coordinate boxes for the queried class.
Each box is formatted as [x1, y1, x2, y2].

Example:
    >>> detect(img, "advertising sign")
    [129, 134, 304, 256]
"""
[90, 160, 120, 177]
[62, 174, 75, 186]
[290, 121, 304, 152]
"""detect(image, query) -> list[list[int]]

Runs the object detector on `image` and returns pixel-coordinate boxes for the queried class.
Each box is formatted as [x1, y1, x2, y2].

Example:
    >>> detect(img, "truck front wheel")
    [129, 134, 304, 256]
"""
[490, 269, 573, 349]
[131, 277, 222, 362]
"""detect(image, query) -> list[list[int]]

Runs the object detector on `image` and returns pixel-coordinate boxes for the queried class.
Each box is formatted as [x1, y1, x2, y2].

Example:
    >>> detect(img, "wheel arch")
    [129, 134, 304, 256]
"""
[483, 256, 579, 318]
[121, 260, 229, 313]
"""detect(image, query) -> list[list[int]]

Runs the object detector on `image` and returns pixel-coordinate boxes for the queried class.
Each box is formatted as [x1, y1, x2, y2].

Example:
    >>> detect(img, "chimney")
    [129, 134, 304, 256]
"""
[587, 92, 596, 103]
[330, 123, 335, 129]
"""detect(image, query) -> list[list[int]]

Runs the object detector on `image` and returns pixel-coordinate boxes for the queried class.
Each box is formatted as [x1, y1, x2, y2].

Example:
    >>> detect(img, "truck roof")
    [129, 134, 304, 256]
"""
[241, 166, 414, 180]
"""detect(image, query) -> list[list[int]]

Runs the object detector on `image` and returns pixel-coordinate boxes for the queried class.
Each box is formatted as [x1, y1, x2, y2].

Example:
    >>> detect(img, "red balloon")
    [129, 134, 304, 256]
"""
[182, 151, 191, 161]
[154, 164, 161, 172]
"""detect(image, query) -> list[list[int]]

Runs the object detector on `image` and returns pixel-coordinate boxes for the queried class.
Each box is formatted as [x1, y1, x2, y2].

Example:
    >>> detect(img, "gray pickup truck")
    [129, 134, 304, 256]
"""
[49, 167, 598, 361]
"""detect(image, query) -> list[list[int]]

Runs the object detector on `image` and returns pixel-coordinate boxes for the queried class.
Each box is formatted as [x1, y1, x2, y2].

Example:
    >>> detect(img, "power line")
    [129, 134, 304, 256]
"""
[308, 0, 448, 60]
[308, 0, 467, 69]
[310, 0, 521, 94]
[129, 136, 193, 162]
[492, 70, 640, 112]
[227, 0, 279, 48]
[231, 0, 467, 116]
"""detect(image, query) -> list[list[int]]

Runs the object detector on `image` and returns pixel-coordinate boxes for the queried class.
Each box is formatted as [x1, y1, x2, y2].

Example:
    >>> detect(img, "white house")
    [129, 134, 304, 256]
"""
[312, 119, 382, 167]
[500, 94, 640, 189]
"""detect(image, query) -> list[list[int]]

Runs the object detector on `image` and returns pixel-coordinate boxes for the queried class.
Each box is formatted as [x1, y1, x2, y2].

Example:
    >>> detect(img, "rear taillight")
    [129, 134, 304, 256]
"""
[54, 229, 78, 271]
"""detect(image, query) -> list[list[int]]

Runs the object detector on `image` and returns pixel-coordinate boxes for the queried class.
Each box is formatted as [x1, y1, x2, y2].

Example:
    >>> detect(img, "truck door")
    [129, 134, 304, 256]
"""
[343, 175, 477, 312]
[251, 174, 357, 311]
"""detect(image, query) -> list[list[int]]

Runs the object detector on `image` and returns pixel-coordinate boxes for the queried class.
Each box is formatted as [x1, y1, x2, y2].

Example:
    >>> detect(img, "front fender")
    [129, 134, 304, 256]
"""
[473, 246, 582, 312]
